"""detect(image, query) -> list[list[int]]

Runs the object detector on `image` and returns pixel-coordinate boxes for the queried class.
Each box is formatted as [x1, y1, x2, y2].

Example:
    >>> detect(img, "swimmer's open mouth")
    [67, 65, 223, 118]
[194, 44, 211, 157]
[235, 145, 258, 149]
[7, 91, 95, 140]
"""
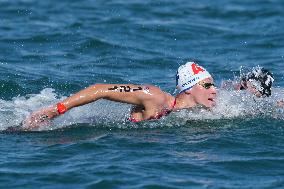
[208, 98, 215, 102]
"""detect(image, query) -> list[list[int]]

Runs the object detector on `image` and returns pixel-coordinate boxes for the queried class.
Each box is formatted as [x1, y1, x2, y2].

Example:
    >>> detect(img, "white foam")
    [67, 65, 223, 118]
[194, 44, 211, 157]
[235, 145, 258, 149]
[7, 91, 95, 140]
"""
[174, 87, 284, 121]
[1, 87, 284, 131]
[0, 88, 59, 130]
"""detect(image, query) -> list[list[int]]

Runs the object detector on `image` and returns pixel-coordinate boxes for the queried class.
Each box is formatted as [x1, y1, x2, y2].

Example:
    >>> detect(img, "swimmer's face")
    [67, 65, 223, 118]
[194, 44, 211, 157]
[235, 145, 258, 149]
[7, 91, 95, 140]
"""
[242, 81, 262, 97]
[190, 77, 217, 108]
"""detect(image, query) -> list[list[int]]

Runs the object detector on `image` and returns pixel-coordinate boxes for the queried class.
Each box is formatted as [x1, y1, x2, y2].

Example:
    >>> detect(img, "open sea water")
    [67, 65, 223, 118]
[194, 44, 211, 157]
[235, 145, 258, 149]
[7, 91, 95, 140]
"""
[0, 0, 284, 188]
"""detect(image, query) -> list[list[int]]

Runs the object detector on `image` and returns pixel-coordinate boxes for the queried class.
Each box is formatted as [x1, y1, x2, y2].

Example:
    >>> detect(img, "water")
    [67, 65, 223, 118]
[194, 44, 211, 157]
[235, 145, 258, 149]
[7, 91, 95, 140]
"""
[0, 0, 284, 188]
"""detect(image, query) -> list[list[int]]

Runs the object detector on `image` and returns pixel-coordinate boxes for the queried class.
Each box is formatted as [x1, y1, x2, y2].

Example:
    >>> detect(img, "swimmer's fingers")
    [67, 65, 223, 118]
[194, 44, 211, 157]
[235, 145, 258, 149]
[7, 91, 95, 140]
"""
[277, 100, 284, 107]
[22, 113, 50, 130]
[221, 80, 239, 90]
[220, 80, 231, 88]
[22, 106, 57, 130]
[38, 114, 50, 122]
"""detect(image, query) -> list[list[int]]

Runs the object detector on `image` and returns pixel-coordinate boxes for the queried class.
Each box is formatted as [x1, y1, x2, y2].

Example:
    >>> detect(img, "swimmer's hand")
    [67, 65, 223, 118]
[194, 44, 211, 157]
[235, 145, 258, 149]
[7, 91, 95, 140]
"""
[221, 80, 233, 89]
[22, 105, 59, 130]
[221, 80, 242, 91]
[277, 100, 284, 107]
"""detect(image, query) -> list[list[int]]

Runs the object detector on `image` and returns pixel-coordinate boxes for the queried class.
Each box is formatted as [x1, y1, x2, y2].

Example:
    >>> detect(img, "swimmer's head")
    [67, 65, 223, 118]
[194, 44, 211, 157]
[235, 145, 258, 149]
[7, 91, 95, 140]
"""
[240, 66, 274, 97]
[176, 62, 216, 108]
[176, 62, 212, 93]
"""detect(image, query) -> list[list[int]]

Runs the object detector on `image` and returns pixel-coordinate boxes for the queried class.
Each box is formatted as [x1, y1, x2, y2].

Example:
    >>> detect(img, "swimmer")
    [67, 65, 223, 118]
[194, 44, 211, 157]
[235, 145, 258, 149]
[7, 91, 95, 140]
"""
[222, 66, 274, 97]
[23, 62, 217, 130]
[230, 66, 284, 109]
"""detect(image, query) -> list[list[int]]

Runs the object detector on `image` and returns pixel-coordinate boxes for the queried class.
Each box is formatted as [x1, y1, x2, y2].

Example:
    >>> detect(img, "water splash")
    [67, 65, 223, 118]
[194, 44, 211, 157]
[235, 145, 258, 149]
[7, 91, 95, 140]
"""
[1, 87, 284, 131]
[175, 88, 284, 120]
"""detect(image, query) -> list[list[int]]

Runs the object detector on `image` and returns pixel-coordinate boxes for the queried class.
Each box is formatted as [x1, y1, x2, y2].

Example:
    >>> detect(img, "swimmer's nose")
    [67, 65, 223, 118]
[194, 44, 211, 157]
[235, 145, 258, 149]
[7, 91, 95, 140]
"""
[210, 86, 217, 95]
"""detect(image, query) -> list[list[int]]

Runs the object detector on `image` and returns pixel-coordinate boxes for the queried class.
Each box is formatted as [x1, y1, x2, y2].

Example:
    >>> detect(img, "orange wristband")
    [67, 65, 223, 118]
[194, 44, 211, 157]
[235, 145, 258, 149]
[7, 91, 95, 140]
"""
[56, 102, 67, 114]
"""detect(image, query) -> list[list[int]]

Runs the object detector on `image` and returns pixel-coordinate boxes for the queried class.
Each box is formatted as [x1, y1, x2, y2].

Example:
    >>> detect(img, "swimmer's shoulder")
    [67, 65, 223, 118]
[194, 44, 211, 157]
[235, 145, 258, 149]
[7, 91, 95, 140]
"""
[139, 84, 172, 103]
[140, 84, 166, 95]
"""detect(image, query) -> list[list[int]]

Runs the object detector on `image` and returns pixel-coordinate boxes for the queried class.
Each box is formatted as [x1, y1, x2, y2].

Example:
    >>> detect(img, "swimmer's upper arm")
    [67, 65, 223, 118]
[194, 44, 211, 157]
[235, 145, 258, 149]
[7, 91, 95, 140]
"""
[95, 84, 163, 106]
[60, 83, 164, 111]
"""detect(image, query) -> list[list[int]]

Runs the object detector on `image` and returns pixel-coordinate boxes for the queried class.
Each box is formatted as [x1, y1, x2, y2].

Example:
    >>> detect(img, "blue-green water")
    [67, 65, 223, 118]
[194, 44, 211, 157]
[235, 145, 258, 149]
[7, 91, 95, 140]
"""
[0, 0, 284, 188]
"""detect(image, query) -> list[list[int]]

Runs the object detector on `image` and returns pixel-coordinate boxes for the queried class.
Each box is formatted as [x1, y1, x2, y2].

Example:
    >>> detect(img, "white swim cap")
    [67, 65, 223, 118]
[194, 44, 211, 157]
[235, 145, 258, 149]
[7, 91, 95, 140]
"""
[176, 62, 211, 93]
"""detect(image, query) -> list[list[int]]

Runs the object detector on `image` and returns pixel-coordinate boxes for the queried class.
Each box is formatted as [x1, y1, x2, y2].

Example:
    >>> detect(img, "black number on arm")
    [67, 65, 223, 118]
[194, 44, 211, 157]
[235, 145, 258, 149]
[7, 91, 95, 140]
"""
[132, 87, 142, 91]
[108, 86, 143, 92]
[108, 86, 119, 91]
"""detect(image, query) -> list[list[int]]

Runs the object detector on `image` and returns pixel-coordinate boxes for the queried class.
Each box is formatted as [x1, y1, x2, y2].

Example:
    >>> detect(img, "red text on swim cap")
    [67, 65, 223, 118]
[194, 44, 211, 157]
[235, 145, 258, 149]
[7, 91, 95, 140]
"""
[191, 63, 204, 75]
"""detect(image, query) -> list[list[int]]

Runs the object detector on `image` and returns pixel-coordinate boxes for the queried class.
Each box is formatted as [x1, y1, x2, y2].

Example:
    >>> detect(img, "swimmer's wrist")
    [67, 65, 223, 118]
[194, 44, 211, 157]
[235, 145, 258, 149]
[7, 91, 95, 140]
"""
[56, 102, 67, 115]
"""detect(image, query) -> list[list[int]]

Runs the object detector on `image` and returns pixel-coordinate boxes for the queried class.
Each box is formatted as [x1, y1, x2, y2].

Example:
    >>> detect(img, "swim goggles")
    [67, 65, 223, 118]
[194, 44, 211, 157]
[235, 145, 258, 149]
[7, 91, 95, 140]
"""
[198, 82, 215, 89]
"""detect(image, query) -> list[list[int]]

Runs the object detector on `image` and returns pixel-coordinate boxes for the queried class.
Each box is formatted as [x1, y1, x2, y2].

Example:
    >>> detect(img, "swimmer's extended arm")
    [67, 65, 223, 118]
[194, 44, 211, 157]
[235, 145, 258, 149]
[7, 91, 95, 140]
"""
[59, 84, 152, 111]
[23, 84, 157, 129]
